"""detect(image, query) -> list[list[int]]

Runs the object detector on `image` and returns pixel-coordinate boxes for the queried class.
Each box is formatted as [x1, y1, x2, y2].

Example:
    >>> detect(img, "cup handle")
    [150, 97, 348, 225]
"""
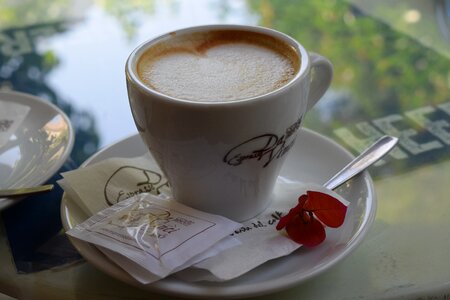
[306, 53, 333, 111]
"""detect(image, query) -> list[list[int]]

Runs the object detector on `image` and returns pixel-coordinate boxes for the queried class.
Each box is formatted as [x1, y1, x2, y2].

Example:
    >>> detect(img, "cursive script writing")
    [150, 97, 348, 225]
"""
[104, 166, 169, 206]
[230, 211, 283, 236]
[223, 117, 302, 168]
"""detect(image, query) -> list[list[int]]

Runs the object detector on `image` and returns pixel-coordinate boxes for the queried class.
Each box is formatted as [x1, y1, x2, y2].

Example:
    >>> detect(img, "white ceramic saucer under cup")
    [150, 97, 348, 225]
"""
[61, 129, 376, 299]
[0, 91, 74, 210]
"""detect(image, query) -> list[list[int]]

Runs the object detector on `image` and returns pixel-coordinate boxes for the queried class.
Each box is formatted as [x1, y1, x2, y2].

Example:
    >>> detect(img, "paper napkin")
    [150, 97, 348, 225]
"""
[176, 183, 350, 281]
[60, 153, 349, 283]
[59, 153, 171, 215]
[0, 100, 30, 148]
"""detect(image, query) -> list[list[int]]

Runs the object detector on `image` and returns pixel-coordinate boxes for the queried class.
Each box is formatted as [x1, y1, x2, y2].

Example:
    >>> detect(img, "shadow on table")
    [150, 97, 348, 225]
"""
[1, 158, 82, 273]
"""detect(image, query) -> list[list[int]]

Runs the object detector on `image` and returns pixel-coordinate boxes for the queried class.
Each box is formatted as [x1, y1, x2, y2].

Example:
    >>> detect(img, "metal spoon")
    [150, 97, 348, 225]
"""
[324, 135, 398, 190]
[0, 184, 54, 198]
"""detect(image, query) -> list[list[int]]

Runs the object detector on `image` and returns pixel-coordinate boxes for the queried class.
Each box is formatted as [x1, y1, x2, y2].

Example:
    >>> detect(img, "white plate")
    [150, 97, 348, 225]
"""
[61, 129, 376, 298]
[0, 91, 74, 209]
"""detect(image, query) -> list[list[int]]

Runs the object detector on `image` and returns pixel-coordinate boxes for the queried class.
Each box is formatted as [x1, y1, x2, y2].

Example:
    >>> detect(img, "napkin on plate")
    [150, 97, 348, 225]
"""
[59, 153, 171, 215]
[0, 100, 30, 148]
[59, 153, 349, 282]
[175, 180, 350, 282]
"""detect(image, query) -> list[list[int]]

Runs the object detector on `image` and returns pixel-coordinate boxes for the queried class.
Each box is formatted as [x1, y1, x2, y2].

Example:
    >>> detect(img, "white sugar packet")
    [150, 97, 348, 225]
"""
[67, 193, 241, 282]
[0, 100, 30, 148]
[98, 234, 239, 284]
[59, 154, 170, 215]
[175, 182, 350, 282]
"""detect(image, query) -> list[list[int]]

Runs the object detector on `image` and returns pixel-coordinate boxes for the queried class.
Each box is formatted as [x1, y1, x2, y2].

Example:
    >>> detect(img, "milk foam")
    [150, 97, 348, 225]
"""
[138, 34, 298, 102]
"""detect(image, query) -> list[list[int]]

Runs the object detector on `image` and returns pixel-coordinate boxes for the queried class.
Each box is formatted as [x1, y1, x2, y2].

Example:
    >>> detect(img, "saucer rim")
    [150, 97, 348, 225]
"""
[0, 90, 74, 207]
[61, 128, 376, 298]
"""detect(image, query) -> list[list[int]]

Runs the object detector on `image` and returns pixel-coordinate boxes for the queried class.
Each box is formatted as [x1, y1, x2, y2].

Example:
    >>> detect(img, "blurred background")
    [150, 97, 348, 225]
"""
[2, 1, 450, 298]
[0, 0, 449, 176]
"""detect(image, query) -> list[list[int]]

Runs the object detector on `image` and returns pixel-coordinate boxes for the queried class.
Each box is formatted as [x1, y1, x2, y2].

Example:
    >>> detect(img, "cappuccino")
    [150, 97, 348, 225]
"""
[137, 30, 300, 102]
[127, 25, 333, 220]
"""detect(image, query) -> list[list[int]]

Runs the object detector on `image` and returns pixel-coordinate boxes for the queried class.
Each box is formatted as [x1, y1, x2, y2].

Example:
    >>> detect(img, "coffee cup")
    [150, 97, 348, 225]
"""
[126, 25, 333, 221]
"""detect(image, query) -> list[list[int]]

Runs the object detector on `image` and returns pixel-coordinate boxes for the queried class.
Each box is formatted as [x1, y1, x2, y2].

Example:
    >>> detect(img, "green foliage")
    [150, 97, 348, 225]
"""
[0, 0, 73, 28]
[96, 0, 156, 40]
[247, 0, 450, 126]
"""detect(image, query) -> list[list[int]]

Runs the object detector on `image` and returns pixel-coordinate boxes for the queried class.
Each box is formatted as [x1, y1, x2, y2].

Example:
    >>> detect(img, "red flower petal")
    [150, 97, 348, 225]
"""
[276, 195, 307, 230]
[276, 214, 290, 230]
[285, 213, 326, 247]
[303, 191, 347, 228]
[298, 194, 308, 206]
[276, 205, 298, 230]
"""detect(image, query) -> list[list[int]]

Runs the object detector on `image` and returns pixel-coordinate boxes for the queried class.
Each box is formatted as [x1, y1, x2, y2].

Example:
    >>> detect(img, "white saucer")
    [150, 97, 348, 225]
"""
[0, 91, 74, 210]
[61, 129, 376, 298]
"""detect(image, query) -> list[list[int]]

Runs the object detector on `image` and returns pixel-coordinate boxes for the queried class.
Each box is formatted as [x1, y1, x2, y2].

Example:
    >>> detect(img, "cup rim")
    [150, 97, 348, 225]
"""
[125, 24, 310, 106]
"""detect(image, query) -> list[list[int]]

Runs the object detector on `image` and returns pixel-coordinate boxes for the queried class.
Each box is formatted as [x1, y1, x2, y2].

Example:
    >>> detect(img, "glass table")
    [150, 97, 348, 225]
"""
[1, 0, 449, 298]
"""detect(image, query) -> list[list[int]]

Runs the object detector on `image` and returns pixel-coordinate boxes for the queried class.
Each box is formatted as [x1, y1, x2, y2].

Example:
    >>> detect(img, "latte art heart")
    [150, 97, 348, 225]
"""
[137, 30, 299, 102]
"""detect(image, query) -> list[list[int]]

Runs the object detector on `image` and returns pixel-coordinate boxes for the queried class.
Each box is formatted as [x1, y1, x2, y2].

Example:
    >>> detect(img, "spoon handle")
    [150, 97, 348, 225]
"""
[324, 136, 398, 190]
[0, 184, 54, 198]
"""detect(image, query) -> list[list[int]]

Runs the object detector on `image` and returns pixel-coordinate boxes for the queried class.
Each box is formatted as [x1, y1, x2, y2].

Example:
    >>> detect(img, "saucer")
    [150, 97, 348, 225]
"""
[61, 129, 376, 298]
[0, 91, 74, 210]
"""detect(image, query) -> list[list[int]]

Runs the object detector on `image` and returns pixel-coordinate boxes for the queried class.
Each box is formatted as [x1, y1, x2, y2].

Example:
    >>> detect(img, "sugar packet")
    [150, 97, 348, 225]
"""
[66, 193, 241, 282]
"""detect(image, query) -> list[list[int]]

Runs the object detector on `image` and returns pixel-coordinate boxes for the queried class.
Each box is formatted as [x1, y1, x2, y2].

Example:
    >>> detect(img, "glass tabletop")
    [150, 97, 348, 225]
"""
[0, 0, 449, 299]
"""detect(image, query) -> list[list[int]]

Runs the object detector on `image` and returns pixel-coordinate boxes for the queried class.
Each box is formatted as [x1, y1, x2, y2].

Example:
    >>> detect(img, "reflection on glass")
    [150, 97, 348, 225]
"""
[0, 139, 20, 188]
[436, 0, 450, 42]
[41, 115, 69, 163]
[403, 9, 421, 23]
[95, 0, 157, 39]
[245, 0, 450, 178]
[0, 20, 100, 164]
[0, 0, 449, 178]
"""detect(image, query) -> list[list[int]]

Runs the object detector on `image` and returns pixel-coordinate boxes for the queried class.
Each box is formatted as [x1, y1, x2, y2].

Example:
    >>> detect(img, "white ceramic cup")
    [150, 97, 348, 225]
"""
[126, 24, 333, 221]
